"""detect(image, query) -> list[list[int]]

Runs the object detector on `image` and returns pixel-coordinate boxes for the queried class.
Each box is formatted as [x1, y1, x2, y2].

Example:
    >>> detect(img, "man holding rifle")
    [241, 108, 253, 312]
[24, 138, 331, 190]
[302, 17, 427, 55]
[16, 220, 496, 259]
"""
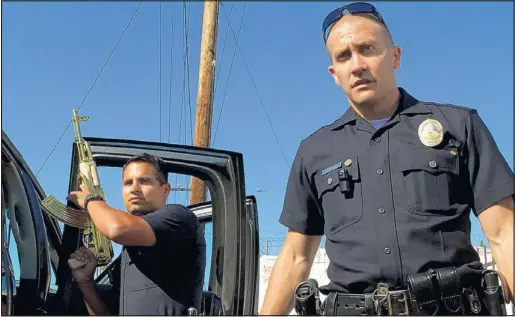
[67, 153, 206, 315]
[260, 2, 513, 315]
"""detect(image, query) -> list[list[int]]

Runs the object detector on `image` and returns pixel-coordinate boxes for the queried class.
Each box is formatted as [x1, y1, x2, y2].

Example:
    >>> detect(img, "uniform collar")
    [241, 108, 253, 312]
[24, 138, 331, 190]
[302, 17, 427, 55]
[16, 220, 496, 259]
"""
[330, 87, 431, 131]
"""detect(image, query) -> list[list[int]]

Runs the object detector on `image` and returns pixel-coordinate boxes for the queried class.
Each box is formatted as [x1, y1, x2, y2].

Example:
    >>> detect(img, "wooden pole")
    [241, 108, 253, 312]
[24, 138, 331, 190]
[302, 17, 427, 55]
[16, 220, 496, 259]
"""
[189, 0, 219, 205]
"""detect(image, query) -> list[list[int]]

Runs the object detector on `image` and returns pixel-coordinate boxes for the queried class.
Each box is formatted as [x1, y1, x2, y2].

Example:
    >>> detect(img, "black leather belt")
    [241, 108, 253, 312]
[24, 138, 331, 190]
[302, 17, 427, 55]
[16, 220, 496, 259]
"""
[323, 284, 411, 316]
[321, 263, 497, 316]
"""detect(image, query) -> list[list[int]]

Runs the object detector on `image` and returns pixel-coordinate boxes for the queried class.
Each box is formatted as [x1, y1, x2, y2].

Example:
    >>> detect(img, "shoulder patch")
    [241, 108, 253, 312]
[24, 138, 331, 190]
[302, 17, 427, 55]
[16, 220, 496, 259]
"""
[422, 102, 477, 113]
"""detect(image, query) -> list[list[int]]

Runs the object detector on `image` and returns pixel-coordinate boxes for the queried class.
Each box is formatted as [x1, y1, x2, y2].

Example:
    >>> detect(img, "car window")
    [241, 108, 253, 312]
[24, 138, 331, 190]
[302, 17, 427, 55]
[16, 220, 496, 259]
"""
[2, 179, 21, 286]
[203, 221, 213, 290]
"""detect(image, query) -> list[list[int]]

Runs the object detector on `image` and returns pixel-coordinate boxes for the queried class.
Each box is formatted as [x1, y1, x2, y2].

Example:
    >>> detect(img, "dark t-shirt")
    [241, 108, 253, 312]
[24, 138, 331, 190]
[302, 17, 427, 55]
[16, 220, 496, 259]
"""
[119, 204, 206, 315]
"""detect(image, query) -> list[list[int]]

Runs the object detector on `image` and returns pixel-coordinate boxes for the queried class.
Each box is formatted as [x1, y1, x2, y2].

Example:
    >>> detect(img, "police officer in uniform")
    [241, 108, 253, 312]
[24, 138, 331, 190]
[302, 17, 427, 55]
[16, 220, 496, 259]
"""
[67, 153, 206, 315]
[260, 3, 513, 315]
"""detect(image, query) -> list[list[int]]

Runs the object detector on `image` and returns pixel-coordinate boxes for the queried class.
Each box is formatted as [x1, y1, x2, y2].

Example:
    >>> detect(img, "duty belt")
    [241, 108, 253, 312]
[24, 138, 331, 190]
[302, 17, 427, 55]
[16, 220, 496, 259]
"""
[295, 262, 509, 316]
[323, 283, 410, 316]
[321, 267, 510, 316]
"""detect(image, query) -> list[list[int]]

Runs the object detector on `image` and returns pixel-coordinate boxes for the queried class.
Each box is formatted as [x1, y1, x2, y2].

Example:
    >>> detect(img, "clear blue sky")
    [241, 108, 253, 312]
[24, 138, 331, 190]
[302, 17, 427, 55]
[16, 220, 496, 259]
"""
[2, 2, 513, 278]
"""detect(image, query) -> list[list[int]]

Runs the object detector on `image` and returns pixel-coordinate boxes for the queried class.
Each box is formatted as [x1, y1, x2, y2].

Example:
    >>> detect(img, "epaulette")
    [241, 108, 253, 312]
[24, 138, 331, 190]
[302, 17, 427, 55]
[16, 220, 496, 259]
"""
[303, 117, 341, 142]
[422, 101, 477, 113]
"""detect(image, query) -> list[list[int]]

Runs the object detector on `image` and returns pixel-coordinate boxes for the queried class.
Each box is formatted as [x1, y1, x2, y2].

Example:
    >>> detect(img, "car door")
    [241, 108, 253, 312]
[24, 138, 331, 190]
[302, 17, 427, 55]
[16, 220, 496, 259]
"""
[1, 131, 62, 315]
[188, 196, 259, 315]
[54, 137, 259, 315]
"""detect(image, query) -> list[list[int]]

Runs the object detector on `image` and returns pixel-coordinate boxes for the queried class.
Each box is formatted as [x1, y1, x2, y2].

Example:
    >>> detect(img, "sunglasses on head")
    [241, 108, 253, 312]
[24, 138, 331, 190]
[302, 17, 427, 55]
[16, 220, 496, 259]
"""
[322, 2, 387, 43]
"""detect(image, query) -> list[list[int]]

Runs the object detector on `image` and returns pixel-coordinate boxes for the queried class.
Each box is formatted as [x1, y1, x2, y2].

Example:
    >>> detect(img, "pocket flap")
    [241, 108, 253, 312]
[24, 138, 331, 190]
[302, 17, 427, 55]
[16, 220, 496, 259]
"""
[398, 148, 459, 175]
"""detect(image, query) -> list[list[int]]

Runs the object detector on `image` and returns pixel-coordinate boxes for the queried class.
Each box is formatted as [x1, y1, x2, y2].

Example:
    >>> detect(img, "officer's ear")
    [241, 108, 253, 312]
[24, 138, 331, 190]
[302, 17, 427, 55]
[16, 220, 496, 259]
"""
[328, 65, 341, 86]
[392, 45, 401, 70]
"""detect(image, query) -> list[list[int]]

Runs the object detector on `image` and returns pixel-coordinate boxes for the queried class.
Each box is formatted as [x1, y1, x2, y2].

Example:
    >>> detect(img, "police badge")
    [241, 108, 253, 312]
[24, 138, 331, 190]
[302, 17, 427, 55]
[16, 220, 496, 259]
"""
[418, 119, 444, 147]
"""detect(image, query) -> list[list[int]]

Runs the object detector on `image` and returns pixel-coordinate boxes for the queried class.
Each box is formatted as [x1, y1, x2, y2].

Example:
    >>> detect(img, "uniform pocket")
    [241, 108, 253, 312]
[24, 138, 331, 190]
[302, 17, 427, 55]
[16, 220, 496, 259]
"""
[397, 148, 460, 216]
[315, 156, 363, 236]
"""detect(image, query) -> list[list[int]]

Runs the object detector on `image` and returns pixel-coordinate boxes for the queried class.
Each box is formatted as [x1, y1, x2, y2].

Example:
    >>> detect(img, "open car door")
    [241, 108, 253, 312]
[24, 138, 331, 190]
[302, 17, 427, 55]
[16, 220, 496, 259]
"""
[54, 137, 259, 315]
[1, 131, 62, 315]
[188, 196, 260, 315]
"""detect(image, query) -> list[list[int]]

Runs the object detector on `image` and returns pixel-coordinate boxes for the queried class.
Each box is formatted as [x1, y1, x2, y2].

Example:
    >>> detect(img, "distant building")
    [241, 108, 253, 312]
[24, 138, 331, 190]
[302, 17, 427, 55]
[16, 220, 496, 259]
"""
[258, 245, 513, 315]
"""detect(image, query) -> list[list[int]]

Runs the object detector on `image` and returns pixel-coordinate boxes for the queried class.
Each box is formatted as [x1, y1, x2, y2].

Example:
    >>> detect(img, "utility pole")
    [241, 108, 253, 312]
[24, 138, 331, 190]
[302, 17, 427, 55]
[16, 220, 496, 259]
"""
[189, 0, 219, 205]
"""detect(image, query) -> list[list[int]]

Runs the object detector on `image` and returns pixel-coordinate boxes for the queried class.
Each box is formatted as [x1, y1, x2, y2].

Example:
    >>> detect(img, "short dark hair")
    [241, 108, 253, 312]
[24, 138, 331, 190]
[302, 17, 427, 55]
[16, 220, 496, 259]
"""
[122, 153, 168, 184]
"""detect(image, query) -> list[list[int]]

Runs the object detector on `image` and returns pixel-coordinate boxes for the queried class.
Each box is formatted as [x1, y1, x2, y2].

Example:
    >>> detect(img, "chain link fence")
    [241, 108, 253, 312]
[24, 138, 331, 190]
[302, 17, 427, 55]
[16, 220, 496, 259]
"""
[205, 232, 489, 256]
[259, 234, 489, 256]
[259, 236, 327, 256]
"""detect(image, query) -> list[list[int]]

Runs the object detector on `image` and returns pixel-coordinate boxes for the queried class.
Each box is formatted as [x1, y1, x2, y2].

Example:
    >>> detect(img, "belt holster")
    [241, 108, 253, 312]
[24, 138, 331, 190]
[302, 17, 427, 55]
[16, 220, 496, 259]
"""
[407, 267, 466, 315]
[407, 264, 510, 315]
[482, 270, 509, 315]
[294, 279, 321, 316]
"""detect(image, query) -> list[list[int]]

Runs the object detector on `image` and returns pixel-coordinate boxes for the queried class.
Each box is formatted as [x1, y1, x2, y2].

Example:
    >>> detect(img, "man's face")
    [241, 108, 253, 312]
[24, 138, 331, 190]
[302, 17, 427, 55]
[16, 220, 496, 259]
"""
[326, 14, 401, 107]
[122, 161, 170, 215]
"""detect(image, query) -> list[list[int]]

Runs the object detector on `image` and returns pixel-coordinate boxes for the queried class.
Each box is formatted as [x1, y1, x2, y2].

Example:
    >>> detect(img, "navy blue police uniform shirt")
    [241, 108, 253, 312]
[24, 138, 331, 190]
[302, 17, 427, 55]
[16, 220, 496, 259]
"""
[119, 204, 206, 315]
[279, 88, 514, 294]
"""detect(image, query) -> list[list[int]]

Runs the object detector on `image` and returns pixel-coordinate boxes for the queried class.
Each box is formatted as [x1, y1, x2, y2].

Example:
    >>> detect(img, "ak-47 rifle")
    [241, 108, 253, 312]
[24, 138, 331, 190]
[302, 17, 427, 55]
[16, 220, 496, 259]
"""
[41, 109, 113, 269]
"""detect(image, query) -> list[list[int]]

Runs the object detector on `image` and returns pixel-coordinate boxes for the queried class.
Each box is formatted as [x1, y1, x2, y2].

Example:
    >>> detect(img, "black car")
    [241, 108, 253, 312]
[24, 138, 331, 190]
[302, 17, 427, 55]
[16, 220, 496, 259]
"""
[1, 130, 259, 315]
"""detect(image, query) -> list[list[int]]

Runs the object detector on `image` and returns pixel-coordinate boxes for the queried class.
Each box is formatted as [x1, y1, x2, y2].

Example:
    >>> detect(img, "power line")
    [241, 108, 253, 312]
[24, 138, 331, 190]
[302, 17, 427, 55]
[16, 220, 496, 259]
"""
[36, 2, 143, 177]
[159, 2, 162, 142]
[212, 2, 247, 146]
[219, 4, 291, 168]
[183, 0, 192, 205]
[175, 2, 187, 203]
[168, 2, 175, 144]
[208, 1, 220, 131]
[183, 1, 193, 145]
[213, 2, 234, 94]
[186, 2, 192, 205]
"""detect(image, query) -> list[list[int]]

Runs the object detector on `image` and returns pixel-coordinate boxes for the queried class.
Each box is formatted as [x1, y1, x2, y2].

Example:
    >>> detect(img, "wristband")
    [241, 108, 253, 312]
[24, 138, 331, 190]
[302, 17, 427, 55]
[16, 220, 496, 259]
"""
[83, 194, 104, 211]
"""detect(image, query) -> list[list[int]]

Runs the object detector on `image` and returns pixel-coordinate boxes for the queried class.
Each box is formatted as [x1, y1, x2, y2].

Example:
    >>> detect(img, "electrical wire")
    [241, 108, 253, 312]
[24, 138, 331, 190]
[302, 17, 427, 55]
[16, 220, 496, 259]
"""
[36, 2, 144, 177]
[219, 3, 291, 168]
[159, 1, 163, 142]
[212, 2, 247, 146]
[159, 2, 162, 141]
[168, 2, 175, 144]
[213, 2, 234, 94]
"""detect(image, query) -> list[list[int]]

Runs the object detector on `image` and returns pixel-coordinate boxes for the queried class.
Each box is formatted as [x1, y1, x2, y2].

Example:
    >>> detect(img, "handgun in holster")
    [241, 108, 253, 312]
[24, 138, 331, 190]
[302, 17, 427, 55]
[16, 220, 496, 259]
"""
[294, 279, 322, 316]
[482, 270, 510, 316]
